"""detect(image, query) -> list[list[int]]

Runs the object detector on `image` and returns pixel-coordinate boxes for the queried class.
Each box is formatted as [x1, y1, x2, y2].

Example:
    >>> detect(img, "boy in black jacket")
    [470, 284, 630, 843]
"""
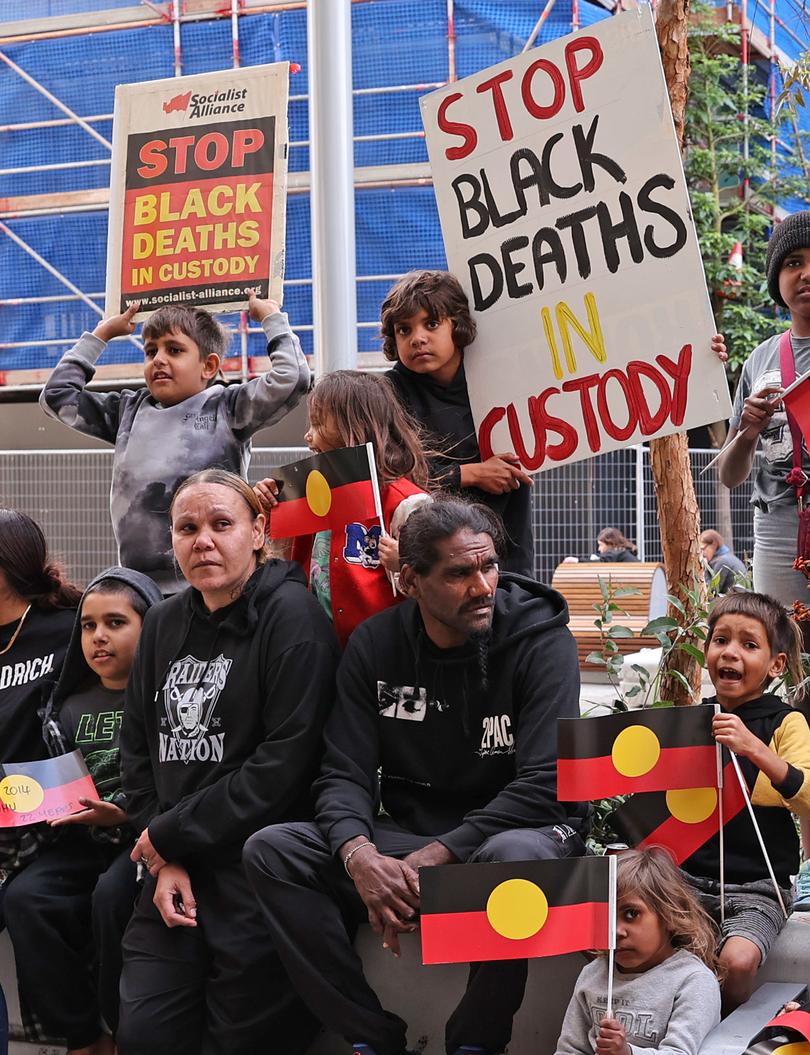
[244, 499, 587, 1055]
[6, 567, 161, 1055]
[382, 271, 535, 576]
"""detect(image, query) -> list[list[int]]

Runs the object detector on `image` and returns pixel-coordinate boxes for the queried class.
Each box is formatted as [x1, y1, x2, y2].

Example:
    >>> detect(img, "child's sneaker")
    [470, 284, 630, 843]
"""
[453, 1048, 490, 1055]
[793, 862, 810, 911]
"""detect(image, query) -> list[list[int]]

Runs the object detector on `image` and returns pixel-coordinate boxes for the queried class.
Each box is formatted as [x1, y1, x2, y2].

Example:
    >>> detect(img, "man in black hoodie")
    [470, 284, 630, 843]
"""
[244, 498, 586, 1055]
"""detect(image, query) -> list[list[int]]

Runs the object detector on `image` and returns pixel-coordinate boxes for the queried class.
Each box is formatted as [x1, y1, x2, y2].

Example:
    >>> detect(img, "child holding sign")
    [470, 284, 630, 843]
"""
[381, 270, 535, 576]
[5, 567, 161, 1055]
[40, 293, 310, 592]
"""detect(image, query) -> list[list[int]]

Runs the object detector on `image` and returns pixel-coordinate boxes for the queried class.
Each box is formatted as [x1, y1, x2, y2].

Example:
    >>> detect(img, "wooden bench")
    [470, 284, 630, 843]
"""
[551, 562, 668, 673]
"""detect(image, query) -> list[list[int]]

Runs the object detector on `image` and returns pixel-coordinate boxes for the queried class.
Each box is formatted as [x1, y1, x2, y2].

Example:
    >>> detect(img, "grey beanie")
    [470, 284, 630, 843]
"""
[766, 211, 810, 307]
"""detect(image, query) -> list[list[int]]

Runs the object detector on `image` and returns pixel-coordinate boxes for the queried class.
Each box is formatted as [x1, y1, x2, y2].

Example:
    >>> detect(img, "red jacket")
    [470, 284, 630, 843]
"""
[291, 477, 427, 648]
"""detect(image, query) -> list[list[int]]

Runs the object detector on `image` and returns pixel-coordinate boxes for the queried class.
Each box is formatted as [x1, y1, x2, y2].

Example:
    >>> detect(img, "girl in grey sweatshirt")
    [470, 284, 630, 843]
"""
[556, 848, 721, 1055]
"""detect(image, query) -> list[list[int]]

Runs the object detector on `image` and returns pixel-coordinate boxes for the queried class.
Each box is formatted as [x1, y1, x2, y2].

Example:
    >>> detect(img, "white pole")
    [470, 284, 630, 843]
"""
[366, 442, 396, 596]
[307, 0, 357, 376]
[607, 854, 617, 1018]
[715, 707, 725, 927]
[730, 751, 788, 918]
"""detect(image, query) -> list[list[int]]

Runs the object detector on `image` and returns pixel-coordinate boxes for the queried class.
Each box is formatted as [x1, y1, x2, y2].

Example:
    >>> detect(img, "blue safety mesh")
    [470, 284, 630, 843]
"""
[0, 0, 803, 376]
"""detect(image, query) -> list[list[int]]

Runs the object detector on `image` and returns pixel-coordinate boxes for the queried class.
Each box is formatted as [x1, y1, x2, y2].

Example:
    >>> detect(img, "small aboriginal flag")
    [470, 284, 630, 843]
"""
[0, 750, 97, 828]
[783, 370, 810, 453]
[557, 705, 716, 801]
[270, 443, 379, 537]
[420, 855, 613, 965]
[743, 1005, 810, 1055]
[613, 760, 746, 864]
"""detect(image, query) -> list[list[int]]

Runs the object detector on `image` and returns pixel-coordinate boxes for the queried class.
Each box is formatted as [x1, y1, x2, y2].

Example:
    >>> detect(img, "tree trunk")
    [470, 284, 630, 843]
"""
[651, 0, 707, 705]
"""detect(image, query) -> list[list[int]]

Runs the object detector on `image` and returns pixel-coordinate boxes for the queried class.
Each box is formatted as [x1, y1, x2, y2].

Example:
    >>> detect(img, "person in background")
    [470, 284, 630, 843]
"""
[564, 527, 639, 564]
[6, 568, 161, 1055]
[700, 530, 747, 594]
[595, 527, 639, 563]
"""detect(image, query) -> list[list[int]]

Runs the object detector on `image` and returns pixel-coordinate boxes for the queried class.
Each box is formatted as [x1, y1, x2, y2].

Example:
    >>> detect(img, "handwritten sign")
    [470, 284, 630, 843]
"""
[106, 63, 289, 319]
[0, 751, 97, 828]
[420, 7, 731, 471]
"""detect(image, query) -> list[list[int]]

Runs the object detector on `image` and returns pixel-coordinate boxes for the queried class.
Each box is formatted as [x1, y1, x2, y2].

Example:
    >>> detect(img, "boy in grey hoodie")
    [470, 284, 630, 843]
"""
[40, 294, 310, 591]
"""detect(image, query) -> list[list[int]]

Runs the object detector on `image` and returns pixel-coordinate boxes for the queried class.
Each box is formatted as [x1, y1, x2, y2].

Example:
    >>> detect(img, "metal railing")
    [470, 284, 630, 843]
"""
[0, 445, 755, 586]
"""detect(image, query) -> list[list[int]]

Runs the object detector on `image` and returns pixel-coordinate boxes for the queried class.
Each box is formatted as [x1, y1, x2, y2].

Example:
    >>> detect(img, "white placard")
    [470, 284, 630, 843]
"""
[106, 63, 289, 320]
[421, 7, 731, 471]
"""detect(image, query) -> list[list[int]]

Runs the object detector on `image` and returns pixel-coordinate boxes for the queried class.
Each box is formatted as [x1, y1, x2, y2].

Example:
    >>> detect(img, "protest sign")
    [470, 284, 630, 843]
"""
[106, 63, 289, 318]
[420, 7, 731, 472]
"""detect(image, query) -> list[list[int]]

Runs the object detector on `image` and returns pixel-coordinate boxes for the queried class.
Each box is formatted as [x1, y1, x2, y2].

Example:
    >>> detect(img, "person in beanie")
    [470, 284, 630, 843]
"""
[717, 211, 810, 611]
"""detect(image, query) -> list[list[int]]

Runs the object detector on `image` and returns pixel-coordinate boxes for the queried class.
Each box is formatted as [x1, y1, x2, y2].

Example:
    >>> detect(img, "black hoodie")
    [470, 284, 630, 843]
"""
[314, 572, 584, 862]
[386, 360, 534, 576]
[120, 559, 339, 864]
[40, 566, 162, 842]
[683, 693, 810, 887]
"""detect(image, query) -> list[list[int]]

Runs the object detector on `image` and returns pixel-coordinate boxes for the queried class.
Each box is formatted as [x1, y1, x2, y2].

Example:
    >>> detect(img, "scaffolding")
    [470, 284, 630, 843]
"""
[0, 0, 806, 390]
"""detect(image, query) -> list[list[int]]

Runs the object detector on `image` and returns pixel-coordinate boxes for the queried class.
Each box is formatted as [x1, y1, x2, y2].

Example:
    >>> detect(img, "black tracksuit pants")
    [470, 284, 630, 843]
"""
[4, 833, 137, 1047]
[117, 858, 318, 1055]
[243, 818, 585, 1055]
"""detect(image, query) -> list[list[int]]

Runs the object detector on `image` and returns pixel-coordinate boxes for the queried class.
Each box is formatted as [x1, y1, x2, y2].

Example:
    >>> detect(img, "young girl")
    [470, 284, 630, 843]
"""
[682, 591, 810, 1012]
[555, 847, 721, 1055]
[255, 370, 432, 647]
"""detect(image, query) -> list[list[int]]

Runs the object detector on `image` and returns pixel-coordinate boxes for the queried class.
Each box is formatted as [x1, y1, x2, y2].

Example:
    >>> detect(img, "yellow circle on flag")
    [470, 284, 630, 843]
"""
[486, 879, 549, 940]
[0, 774, 44, 813]
[666, 786, 717, 825]
[772, 1044, 810, 1055]
[306, 470, 332, 517]
[611, 726, 661, 777]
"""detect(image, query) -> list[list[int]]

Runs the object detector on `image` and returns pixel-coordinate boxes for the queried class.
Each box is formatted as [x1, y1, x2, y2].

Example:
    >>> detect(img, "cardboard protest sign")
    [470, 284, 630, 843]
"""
[106, 63, 289, 319]
[420, 7, 731, 472]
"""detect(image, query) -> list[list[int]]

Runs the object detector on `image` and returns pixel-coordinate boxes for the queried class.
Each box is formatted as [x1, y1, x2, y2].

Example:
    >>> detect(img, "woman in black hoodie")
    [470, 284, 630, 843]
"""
[117, 469, 339, 1055]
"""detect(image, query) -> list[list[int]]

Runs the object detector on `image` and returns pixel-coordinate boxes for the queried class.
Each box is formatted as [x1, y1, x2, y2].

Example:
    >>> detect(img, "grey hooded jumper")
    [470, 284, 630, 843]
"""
[40, 312, 311, 591]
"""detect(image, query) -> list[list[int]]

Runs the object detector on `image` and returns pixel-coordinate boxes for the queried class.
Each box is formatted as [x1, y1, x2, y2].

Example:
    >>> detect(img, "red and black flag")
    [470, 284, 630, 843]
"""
[613, 760, 746, 864]
[420, 856, 613, 965]
[0, 750, 97, 828]
[743, 1005, 810, 1055]
[270, 443, 379, 538]
[557, 706, 716, 801]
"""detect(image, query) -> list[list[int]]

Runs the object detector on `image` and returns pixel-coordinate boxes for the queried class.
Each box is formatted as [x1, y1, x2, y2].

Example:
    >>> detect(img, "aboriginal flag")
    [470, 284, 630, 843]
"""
[743, 1005, 810, 1055]
[557, 706, 716, 801]
[420, 856, 613, 965]
[613, 760, 746, 864]
[0, 750, 97, 828]
[270, 443, 379, 537]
